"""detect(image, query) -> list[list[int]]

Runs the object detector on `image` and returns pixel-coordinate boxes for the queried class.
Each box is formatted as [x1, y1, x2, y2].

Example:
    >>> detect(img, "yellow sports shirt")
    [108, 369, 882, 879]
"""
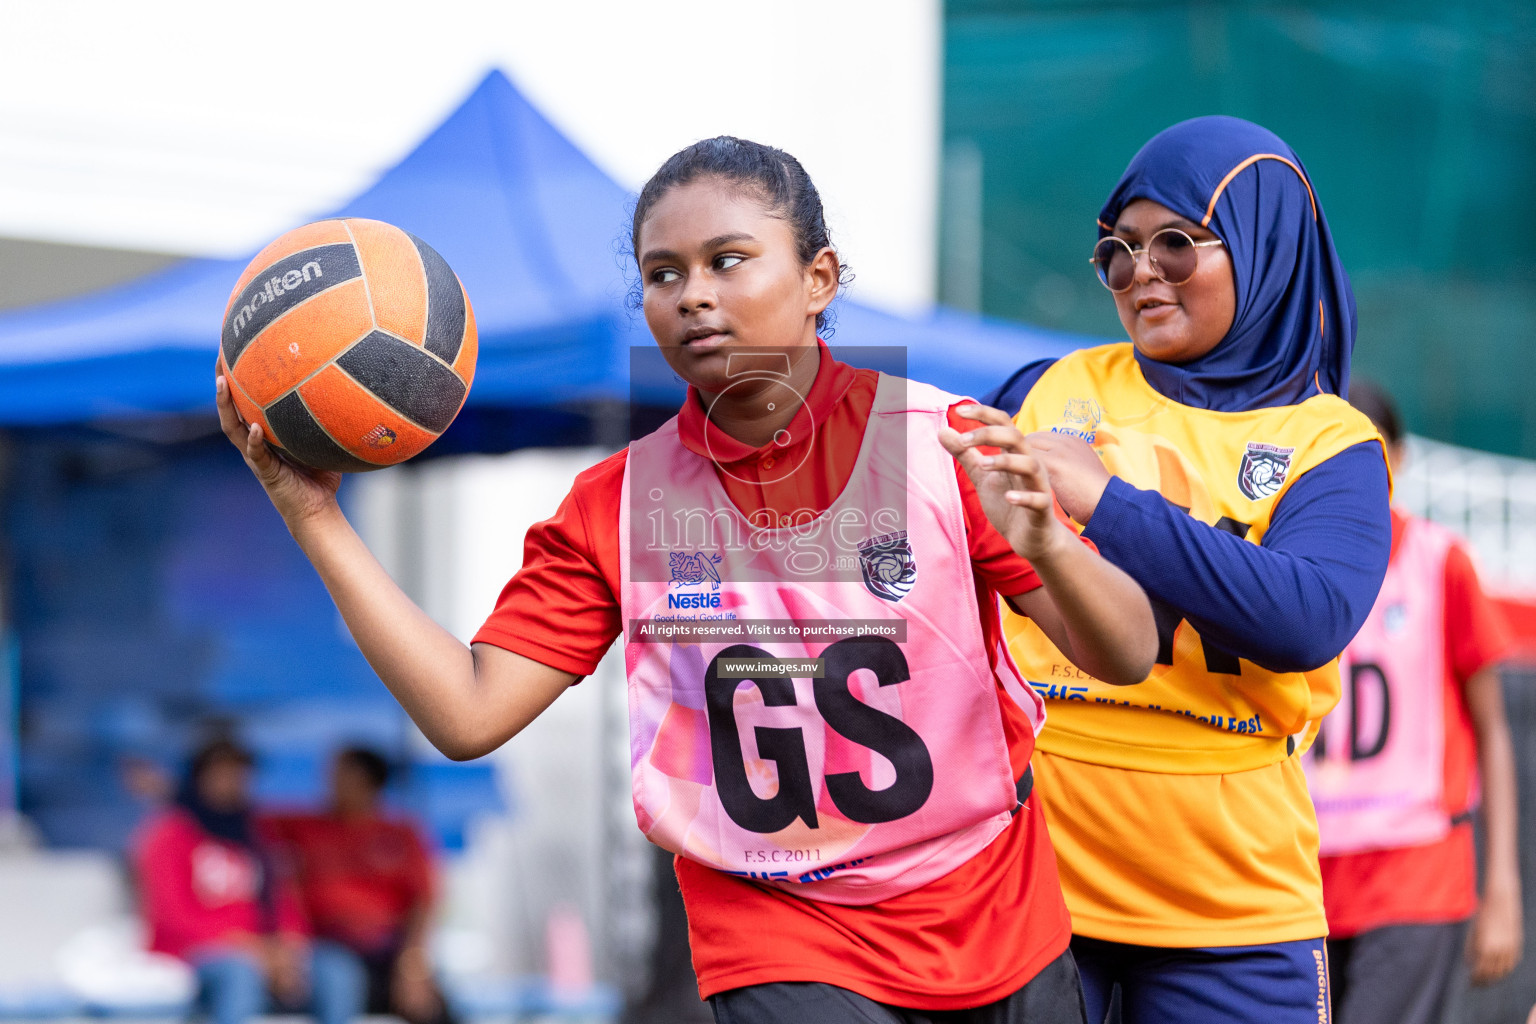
[1007, 342, 1384, 944]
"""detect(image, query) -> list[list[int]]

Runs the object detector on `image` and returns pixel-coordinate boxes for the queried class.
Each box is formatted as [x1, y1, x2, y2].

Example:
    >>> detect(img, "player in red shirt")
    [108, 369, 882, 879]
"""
[265, 748, 451, 1024]
[1308, 383, 1522, 1024]
[215, 136, 1158, 1022]
[132, 739, 365, 1024]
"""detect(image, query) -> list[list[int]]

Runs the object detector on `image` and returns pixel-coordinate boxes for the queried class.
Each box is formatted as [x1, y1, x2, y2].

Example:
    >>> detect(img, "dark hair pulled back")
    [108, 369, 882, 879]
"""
[337, 745, 391, 790]
[1347, 379, 1402, 445]
[629, 136, 851, 333]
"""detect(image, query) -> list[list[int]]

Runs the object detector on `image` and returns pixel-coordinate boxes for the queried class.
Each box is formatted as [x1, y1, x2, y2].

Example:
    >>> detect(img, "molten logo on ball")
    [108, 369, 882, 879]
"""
[230, 261, 325, 338]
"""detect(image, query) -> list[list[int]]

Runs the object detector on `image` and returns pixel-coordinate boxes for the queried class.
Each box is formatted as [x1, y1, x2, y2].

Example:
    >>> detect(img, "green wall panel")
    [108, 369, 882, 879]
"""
[943, 1, 1536, 454]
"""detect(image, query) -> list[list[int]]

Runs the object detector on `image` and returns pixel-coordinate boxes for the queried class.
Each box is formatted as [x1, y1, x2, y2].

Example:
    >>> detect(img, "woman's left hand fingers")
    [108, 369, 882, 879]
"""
[984, 451, 1047, 489]
[952, 423, 1030, 454]
[954, 403, 1015, 427]
[1025, 430, 1104, 467]
[1005, 489, 1053, 511]
[938, 425, 983, 463]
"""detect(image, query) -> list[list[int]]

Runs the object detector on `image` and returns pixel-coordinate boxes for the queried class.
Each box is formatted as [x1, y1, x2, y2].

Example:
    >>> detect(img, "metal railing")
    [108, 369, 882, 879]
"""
[1395, 435, 1536, 593]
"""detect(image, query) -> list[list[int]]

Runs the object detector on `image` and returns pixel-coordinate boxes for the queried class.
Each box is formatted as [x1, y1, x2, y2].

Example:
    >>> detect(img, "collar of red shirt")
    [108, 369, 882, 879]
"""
[674, 338, 858, 466]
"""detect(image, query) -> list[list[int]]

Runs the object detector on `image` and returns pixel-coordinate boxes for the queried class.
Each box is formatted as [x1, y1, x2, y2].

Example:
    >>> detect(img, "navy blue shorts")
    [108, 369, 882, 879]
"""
[1073, 934, 1330, 1024]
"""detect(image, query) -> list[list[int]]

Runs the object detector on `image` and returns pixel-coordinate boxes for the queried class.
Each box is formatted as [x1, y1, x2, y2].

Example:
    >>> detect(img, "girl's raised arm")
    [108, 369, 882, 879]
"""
[217, 376, 575, 760]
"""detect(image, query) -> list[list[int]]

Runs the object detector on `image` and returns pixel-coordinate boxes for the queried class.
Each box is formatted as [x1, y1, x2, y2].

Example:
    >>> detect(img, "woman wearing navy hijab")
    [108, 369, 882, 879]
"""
[955, 117, 1391, 1021]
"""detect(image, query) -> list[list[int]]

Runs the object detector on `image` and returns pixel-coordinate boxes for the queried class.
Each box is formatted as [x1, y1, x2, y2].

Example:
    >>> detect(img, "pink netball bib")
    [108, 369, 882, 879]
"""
[1307, 516, 1459, 855]
[618, 374, 1043, 905]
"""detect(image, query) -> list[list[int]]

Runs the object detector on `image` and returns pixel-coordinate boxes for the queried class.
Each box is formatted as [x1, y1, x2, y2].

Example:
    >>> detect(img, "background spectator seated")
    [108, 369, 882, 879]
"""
[132, 737, 364, 1024]
[265, 747, 455, 1024]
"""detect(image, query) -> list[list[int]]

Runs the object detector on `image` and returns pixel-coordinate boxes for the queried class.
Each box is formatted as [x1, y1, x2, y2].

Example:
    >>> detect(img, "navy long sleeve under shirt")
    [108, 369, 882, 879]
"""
[986, 361, 1392, 674]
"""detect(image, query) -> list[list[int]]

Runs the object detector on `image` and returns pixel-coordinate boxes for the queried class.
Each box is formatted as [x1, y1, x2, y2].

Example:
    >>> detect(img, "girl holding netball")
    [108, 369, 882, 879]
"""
[217, 136, 1157, 1023]
[968, 116, 1393, 1022]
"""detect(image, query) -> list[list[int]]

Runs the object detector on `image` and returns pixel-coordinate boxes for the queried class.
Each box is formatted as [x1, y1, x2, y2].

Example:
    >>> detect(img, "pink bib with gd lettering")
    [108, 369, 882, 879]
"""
[1307, 516, 1458, 855]
[618, 374, 1042, 905]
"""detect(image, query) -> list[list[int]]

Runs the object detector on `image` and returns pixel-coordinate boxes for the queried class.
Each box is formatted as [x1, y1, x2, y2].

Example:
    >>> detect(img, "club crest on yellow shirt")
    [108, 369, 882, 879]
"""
[1237, 442, 1295, 500]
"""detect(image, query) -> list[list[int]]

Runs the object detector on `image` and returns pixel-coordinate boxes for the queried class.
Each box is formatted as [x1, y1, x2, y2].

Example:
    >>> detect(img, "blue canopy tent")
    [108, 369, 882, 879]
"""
[0, 70, 648, 444]
[0, 69, 1088, 435]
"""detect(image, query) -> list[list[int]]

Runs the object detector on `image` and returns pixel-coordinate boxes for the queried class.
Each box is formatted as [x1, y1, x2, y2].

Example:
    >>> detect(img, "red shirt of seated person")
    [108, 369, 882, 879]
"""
[133, 739, 309, 1003]
[264, 749, 436, 959]
[264, 748, 448, 1024]
[136, 809, 309, 960]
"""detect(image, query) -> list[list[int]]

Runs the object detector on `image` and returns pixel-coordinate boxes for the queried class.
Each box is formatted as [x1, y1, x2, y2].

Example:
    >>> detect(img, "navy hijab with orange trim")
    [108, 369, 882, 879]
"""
[1098, 116, 1355, 412]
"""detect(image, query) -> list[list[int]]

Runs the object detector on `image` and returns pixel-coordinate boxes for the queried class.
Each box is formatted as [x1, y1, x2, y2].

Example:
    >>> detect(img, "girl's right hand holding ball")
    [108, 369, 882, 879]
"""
[216, 374, 342, 530]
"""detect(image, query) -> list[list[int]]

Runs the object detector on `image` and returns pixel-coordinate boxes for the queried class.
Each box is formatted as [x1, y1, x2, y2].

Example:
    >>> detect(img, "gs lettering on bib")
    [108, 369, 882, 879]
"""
[618, 374, 1043, 905]
[1003, 343, 1385, 774]
[1307, 517, 1459, 855]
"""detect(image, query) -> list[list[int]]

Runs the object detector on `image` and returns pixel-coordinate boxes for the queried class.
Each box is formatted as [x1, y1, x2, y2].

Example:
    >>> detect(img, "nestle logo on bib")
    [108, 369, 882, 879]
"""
[1237, 442, 1294, 500]
[669, 550, 722, 589]
[668, 591, 722, 610]
[1052, 397, 1102, 443]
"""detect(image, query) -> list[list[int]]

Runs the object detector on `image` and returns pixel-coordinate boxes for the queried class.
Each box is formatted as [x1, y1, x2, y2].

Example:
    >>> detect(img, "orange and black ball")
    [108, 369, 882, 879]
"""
[218, 218, 477, 471]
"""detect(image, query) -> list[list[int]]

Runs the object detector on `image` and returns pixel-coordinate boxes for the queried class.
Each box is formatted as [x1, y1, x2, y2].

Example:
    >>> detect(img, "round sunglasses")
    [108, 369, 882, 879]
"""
[1090, 228, 1226, 292]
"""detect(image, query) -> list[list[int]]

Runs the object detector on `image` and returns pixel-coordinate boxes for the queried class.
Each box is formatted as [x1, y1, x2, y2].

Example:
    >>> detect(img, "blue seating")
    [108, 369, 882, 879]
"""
[10, 434, 504, 852]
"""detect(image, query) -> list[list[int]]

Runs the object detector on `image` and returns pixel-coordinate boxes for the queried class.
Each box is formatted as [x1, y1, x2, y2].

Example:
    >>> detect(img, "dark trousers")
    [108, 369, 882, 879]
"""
[619, 845, 714, 1024]
[708, 948, 1086, 1024]
[355, 945, 456, 1024]
[1327, 921, 1469, 1024]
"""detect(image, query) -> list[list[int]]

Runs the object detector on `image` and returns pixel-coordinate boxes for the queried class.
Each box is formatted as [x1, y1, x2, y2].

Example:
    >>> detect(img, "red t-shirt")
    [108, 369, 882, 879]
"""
[264, 812, 435, 955]
[133, 808, 308, 960]
[474, 345, 1073, 1008]
[1319, 510, 1513, 936]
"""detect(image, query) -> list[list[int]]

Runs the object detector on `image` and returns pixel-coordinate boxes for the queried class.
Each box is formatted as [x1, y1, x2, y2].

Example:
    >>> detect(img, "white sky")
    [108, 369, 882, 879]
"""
[0, 0, 939, 311]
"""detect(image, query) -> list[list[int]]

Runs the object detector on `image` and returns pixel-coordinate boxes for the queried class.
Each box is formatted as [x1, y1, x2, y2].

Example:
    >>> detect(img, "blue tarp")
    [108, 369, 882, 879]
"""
[0, 70, 1090, 429]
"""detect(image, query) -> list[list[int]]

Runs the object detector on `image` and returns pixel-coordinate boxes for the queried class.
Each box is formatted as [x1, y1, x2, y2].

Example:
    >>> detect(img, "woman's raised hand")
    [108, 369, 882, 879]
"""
[940, 403, 1071, 563]
[1022, 430, 1112, 525]
[216, 374, 342, 527]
